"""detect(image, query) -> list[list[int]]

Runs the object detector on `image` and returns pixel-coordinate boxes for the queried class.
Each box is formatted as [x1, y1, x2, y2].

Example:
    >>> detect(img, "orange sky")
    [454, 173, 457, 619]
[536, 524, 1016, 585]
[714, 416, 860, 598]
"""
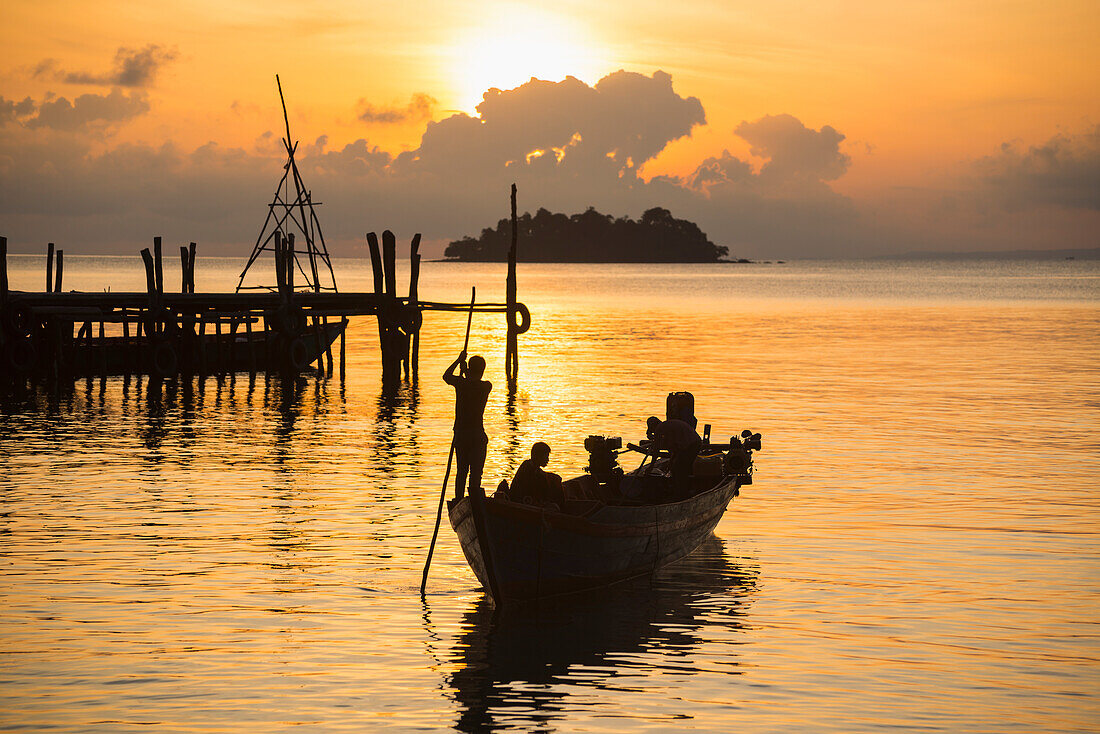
[1, 0, 1098, 256]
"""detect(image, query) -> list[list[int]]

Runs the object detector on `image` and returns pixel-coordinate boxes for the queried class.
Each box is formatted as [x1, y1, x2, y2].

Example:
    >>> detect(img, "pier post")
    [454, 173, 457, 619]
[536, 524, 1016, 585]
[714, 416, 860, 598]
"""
[140, 247, 157, 377]
[54, 250, 63, 294]
[46, 242, 54, 293]
[188, 242, 197, 294]
[409, 233, 422, 380]
[366, 232, 389, 380]
[505, 184, 519, 382]
[339, 317, 347, 380]
[180, 246, 190, 293]
[0, 236, 7, 358]
[0, 236, 7, 307]
[153, 237, 164, 299]
[381, 230, 401, 383]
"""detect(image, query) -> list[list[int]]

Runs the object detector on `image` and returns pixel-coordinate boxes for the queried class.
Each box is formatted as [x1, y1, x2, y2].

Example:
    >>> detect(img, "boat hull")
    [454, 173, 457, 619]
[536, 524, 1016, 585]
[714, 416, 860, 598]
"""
[42, 321, 344, 377]
[447, 476, 741, 603]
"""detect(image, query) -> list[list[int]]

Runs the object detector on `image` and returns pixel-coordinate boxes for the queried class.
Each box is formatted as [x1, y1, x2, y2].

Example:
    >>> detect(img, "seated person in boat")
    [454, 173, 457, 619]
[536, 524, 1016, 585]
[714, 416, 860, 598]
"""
[508, 442, 564, 508]
[444, 352, 492, 499]
[647, 416, 703, 498]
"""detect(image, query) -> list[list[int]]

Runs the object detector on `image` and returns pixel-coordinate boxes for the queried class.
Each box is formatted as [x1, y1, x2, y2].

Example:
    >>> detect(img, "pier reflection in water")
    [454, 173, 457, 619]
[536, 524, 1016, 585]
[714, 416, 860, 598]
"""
[434, 537, 758, 732]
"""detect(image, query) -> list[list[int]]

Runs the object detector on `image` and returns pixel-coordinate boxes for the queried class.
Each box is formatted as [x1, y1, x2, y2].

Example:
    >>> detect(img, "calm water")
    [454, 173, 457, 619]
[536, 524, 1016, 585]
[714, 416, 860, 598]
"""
[1, 257, 1098, 732]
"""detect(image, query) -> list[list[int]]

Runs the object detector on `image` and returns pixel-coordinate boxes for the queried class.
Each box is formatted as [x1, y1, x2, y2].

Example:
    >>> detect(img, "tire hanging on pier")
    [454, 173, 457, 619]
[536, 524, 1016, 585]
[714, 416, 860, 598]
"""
[508, 302, 531, 335]
[7, 338, 36, 374]
[151, 340, 178, 379]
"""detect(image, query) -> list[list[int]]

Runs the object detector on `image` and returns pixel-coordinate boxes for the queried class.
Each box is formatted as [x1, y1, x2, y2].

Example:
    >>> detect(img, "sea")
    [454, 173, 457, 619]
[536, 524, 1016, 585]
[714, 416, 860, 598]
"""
[1, 255, 1097, 732]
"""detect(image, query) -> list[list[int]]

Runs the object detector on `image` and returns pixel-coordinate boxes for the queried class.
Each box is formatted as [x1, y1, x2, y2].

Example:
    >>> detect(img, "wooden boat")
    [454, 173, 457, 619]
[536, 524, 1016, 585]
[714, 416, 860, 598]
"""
[448, 437, 757, 605]
[9, 320, 344, 378]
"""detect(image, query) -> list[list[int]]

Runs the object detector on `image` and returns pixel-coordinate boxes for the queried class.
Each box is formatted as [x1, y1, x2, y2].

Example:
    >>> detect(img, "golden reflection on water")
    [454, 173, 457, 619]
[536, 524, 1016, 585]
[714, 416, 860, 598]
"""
[1, 260, 1098, 731]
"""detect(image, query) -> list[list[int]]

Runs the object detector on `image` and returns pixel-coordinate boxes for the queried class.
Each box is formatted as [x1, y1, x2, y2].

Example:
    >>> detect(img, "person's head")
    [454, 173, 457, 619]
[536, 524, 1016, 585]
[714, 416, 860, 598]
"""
[531, 441, 551, 466]
[646, 416, 661, 439]
[467, 354, 486, 379]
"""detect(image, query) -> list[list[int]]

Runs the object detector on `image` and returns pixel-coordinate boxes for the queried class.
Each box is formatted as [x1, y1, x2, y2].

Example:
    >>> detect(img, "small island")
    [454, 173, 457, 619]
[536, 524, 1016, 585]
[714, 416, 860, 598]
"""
[444, 207, 731, 263]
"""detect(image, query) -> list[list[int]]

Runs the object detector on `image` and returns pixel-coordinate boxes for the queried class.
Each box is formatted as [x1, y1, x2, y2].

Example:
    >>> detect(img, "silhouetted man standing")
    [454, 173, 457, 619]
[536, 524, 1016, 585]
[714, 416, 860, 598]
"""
[647, 415, 702, 498]
[444, 351, 492, 499]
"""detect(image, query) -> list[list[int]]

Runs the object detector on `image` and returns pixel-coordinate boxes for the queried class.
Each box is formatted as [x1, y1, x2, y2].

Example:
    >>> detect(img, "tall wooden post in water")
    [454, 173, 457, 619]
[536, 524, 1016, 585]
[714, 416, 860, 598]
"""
[505, 184, 519, 381]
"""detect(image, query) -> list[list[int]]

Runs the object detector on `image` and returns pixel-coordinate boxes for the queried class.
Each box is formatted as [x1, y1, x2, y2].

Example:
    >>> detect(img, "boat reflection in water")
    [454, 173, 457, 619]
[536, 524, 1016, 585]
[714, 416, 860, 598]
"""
[440, 536, 758, 732]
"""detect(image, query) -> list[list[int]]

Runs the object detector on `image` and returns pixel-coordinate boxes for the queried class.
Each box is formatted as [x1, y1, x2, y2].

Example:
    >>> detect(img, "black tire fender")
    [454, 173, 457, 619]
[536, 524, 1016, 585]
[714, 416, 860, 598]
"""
[508, 303, 531, 335]
[152, 340, 178, 378]
[287, 337, 310, 371]
[7, 338, 37, 373]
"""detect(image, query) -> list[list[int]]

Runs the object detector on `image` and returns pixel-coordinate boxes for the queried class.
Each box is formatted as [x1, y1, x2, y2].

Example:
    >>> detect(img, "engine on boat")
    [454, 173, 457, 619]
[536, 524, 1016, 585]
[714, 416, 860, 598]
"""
[584, 435, 624, 485]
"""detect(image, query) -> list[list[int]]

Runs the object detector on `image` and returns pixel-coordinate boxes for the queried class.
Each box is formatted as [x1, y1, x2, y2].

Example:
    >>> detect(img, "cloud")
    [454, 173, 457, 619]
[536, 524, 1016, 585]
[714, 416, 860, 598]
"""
[973, 125, 1100, 211]
[400, 70, 705, 181]
[358, 93, 436, 124]
[0, 96, 36, 125]
[0, 71, 859, 257]
[41, 45, 177, 88]
[25, 89, 150, 131]
[735, 114, 850, 183]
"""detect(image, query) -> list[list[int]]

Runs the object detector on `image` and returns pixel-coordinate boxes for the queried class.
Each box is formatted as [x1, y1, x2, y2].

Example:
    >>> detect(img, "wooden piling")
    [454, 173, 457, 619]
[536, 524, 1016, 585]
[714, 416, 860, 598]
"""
[54, 250, 64, 294]
[215, 321, 223, 373]
[0, 236, 7, 307]
[366, 232, 388, 377]
[198, 318, 208, 375]
[153, 237, 164, 299]
[1, 236, 7, 358]
[46, 242, 54, 293]
[98, 321, 107, 376]
[273, 231, 287, 295]
[409, 233, 421, 380]
[382, 230, 397, 300]
[339, 316, 347, 379]
[286, 233, 295, 293]
[506, 184, 519, 381]
[246, 316, 256, 374]
[188, 242, 197, 294]
[180, 246, 190, 293]
[140, 247, 158, 377]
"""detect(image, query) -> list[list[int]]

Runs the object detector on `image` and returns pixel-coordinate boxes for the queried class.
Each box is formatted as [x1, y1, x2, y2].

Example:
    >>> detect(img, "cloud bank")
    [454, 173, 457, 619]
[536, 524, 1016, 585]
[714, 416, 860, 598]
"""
[0, 59, 1096, 258]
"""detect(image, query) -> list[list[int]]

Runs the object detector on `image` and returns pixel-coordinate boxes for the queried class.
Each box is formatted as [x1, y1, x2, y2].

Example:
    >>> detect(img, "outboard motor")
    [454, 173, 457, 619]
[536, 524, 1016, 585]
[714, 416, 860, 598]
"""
[584, 435, 623, 484]
[725, 430, 762, 483]
[666, 391, 697, 428]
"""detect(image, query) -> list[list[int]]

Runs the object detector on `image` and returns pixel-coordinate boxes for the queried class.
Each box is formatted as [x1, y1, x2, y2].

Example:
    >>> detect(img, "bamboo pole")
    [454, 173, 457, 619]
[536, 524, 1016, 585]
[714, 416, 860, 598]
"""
[421, 286, 476, 596]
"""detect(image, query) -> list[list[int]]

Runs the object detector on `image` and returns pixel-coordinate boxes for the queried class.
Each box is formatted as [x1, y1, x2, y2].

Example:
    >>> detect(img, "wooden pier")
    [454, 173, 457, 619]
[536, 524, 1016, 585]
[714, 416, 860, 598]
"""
[0, 232, 530, 388]
[0, 78, 530, 392]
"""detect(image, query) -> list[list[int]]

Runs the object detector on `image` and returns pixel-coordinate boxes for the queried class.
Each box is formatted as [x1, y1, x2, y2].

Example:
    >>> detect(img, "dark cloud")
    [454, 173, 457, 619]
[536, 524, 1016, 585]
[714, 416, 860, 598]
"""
[358, 93, 436, 124]
[400, 71, 704, 181]
[0, 96, 36, 125]
[25, 89, 150, 131]
[735, 114, 850, 183]
[973, 126, 1100, 211]
[44, 45, 177, 88]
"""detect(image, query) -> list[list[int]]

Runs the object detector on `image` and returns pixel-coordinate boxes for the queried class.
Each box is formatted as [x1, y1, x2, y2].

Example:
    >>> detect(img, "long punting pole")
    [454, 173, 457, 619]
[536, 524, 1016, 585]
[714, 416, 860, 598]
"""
[421, 287, 476, 596]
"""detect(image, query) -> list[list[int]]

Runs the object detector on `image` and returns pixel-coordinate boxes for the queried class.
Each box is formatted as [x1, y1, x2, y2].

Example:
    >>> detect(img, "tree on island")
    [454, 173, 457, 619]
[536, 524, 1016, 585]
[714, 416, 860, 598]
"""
[443, 206, 730, 262]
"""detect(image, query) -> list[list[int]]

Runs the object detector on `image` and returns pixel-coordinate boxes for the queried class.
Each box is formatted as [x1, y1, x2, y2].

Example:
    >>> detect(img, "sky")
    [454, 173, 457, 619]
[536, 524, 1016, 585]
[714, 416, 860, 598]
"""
[0, 0, 1097, 259]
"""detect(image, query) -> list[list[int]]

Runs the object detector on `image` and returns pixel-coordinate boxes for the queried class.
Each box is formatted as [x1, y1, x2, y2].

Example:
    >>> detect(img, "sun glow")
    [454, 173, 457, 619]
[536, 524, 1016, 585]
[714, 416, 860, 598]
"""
[449, 8, 611, 112]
